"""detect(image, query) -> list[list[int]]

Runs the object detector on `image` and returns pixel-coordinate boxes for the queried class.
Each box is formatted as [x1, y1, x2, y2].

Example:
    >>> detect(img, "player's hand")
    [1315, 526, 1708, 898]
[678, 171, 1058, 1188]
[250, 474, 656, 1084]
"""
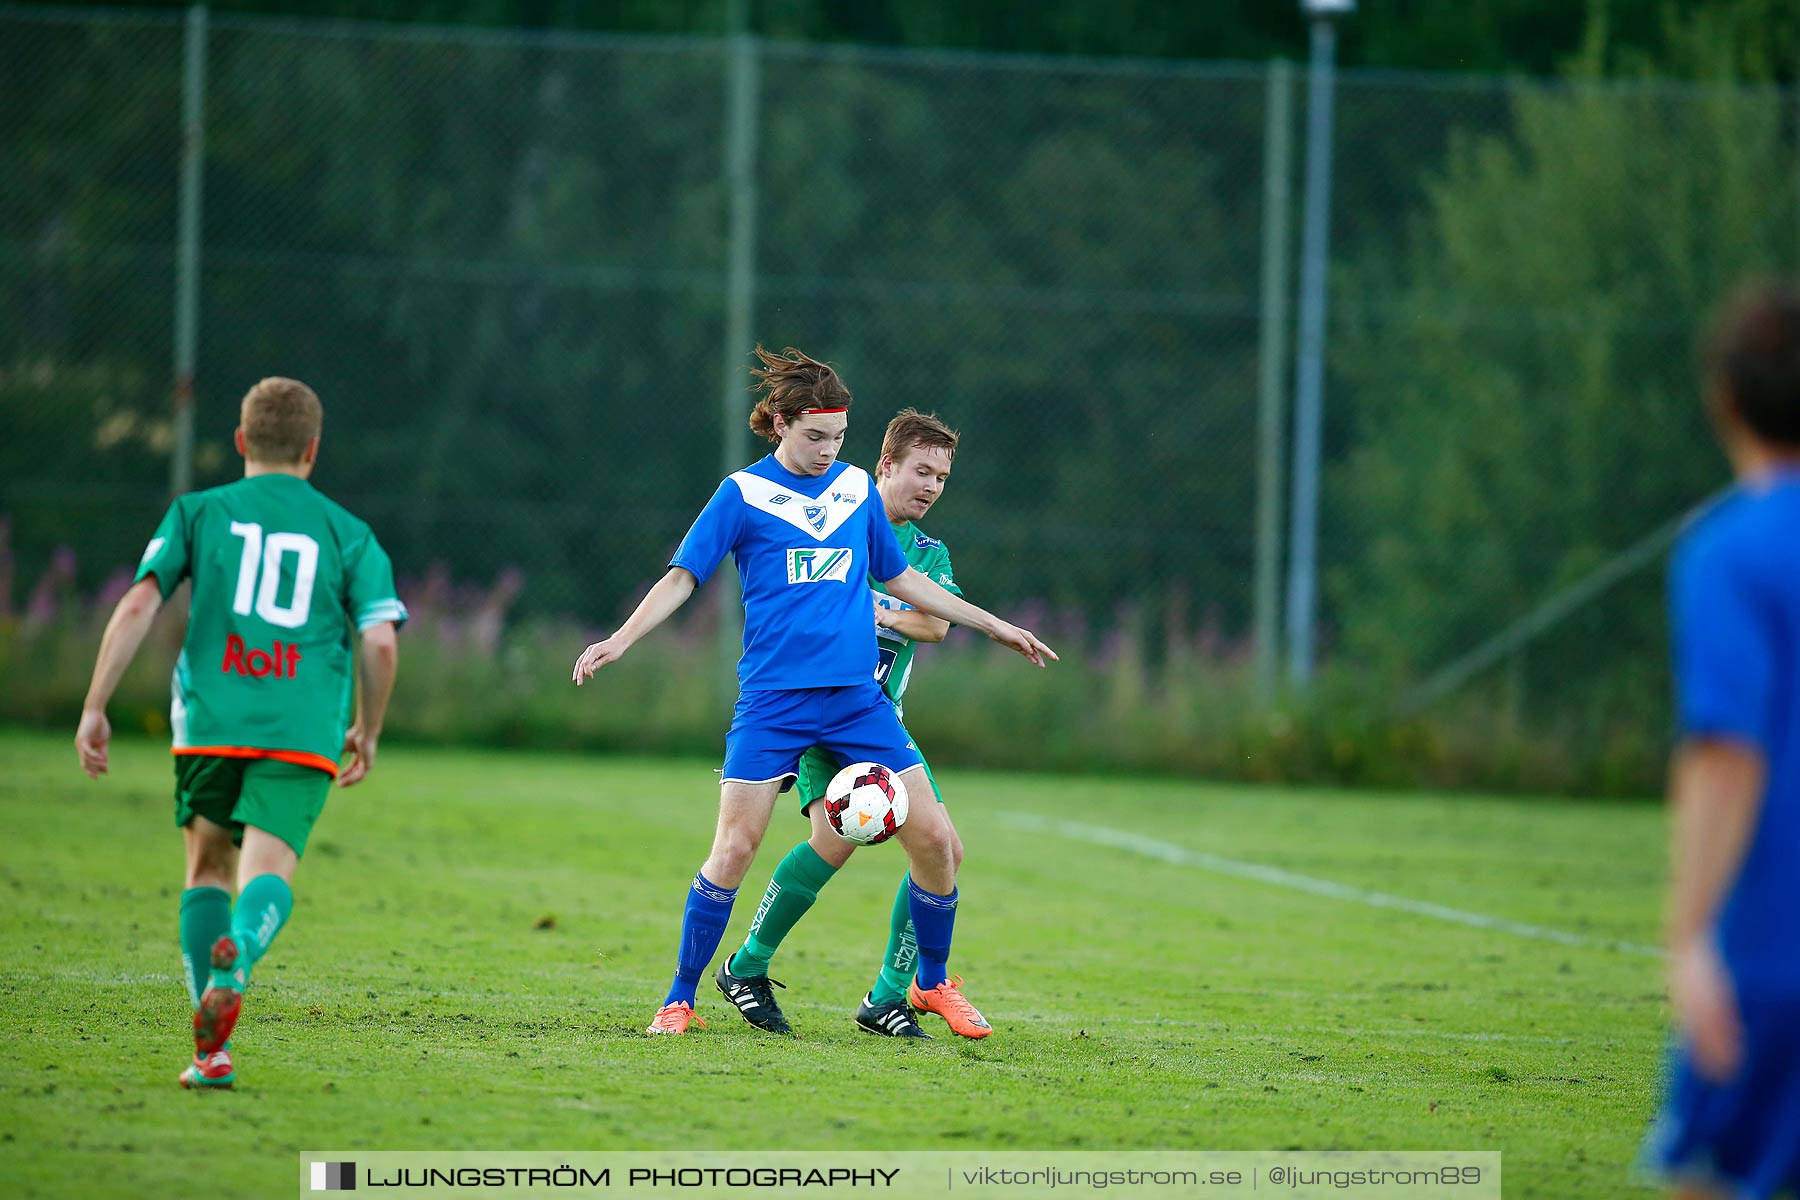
[75, 708, 111, 779]
[573, 636, 628, 684]
[339, 724, 377, 787]
[986, 620, 1058, 667]
[1672, 936, 1744, 1082]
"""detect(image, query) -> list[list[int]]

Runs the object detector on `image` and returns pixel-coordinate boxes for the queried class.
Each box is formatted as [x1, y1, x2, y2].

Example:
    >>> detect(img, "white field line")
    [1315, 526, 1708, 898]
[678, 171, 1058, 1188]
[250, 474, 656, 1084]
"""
[1002, 811, 1664, 959]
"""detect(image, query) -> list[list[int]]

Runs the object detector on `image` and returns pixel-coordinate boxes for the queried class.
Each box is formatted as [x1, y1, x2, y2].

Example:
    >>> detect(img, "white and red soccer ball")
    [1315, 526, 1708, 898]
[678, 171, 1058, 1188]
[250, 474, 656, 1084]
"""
[823, 761, 909, 846]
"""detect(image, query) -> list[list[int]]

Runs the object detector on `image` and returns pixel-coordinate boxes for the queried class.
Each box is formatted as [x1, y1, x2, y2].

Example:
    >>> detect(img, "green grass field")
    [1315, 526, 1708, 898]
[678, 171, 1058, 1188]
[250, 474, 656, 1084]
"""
[0, 729, 1668, 1197]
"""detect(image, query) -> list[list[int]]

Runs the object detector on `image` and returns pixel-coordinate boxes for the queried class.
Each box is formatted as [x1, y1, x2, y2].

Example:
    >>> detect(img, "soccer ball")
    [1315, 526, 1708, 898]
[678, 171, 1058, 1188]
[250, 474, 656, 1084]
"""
[823, 761, 909, 846]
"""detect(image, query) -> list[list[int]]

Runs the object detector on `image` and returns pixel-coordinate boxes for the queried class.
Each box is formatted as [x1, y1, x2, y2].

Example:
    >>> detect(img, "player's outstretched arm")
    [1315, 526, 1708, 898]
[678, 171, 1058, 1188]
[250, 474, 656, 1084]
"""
[76, 577, 164, 779]
[1666, 737, 1763, 1081]
[881, 567, 1056, 667]
[875, 597, 950, 643]
[340, 621, 399, 788]
[572, 567, 699, 685]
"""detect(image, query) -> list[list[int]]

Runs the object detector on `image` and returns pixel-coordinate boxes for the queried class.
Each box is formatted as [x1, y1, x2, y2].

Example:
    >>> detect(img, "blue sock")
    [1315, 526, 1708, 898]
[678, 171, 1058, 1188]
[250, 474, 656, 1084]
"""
[663, 872, 737, 1008]
[906, 876, 958, 991]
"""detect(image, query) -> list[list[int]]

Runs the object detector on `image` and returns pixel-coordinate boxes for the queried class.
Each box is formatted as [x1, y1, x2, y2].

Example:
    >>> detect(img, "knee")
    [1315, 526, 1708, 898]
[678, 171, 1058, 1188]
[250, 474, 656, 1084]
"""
[810, 830, 856, 870]
[185, 840, 234, 890]
[915, 823, 957, 871]
[708, 825, 763, 881]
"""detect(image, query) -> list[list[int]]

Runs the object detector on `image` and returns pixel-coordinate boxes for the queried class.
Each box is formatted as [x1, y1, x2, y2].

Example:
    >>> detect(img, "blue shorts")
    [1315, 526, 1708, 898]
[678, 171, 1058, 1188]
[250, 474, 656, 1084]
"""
[722, 683, 923, 792]
[1643, 989, 1800, 1199]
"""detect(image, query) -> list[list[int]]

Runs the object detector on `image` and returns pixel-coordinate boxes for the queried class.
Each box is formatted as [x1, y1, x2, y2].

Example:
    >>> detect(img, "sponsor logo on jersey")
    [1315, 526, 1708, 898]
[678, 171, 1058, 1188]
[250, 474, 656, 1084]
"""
[938, 572, 955, 586]
[221, 633, 303, 679]
[139, 537, 167, 568]
[787, 547, 854, 585]
[830, 491, 859, 504]
[914, 534, 943, 549]
[803, 504, 828, 532]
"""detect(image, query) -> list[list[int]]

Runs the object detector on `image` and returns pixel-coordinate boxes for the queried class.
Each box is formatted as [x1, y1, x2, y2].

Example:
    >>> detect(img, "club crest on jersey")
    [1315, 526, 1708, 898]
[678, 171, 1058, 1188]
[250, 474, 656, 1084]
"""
[787, 547, 854, 585]
[803, 504, 828, 531]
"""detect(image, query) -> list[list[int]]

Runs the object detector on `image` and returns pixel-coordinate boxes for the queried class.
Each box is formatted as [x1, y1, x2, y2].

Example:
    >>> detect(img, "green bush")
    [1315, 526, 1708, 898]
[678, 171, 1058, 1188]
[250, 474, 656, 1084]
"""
[0, 568, 1664, 797]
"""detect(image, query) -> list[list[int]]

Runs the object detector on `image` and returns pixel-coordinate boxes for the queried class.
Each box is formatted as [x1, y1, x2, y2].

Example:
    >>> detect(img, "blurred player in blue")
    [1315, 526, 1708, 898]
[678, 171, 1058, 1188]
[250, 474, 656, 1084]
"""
[571, 346, 1055, 1035]
[1646, 282, 1800, 1199]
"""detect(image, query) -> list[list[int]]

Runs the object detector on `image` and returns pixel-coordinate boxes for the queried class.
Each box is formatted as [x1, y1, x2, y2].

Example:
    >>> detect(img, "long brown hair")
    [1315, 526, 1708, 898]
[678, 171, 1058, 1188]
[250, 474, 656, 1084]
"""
[747, 345, 852, 442]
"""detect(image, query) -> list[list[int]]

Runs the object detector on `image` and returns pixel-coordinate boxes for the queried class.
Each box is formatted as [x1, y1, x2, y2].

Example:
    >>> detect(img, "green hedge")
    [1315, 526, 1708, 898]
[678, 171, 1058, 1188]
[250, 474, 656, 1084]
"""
[0, 594, 1666, 798]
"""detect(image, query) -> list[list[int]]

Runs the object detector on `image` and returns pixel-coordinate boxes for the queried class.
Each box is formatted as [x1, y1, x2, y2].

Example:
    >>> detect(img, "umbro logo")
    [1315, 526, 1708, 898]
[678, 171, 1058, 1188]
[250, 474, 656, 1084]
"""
[770, 494, 792, 505]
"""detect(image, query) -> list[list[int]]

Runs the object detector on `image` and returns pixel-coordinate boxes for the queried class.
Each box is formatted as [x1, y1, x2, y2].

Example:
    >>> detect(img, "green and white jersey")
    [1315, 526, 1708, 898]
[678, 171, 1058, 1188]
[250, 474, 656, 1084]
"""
[870, 519, 959, 719]
[134, 474, 407, 775]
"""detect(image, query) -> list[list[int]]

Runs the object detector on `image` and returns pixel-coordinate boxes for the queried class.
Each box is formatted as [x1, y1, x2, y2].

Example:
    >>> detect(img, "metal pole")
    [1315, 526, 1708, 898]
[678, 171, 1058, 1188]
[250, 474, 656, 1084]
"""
[1284, 15, 1341, 687]
[171, 4, 208, 498]
[1253, 59, 1294, 706]
[717, 0, 759, 671]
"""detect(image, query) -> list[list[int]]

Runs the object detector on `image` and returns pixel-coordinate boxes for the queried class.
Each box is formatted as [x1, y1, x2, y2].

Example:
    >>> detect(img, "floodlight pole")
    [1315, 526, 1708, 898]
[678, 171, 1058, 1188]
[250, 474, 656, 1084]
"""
[1284, 0, 1350, 688]
[171, 4, 208, 499]
[717, 0, 759, 675]
[1253, 59, 1294, 707]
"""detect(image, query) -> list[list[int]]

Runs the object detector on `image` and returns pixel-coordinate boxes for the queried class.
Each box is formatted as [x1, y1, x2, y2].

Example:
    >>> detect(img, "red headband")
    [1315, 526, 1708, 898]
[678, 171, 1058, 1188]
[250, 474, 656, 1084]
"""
[798, 407, 847, 415]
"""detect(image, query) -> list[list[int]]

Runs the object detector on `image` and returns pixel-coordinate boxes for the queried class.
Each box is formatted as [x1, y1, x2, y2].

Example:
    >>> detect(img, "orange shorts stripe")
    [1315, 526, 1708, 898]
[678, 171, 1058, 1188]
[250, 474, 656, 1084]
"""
[172, 745, 339, 778]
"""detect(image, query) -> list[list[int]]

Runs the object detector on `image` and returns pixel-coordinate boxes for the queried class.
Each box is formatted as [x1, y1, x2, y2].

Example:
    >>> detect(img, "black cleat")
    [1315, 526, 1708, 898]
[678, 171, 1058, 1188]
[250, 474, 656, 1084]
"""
[715, 958, 791, 1034]
[856, 993, 933, 1039]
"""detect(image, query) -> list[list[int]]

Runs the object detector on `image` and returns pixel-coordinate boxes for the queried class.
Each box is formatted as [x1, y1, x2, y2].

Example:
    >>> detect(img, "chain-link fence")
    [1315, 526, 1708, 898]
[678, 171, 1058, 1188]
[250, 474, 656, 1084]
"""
[5, 5, 1798, 764]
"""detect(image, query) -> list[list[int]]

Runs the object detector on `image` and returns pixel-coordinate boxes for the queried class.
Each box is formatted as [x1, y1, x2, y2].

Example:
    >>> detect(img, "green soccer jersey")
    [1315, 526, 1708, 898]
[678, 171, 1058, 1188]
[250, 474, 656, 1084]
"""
[870, 519, 960, 718]
[134, 473, 407, 775]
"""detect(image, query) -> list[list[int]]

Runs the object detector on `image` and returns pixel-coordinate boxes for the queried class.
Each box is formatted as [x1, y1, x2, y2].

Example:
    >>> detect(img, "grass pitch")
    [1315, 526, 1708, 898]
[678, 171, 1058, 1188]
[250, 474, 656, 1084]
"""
[0, 729, 1666, 1197]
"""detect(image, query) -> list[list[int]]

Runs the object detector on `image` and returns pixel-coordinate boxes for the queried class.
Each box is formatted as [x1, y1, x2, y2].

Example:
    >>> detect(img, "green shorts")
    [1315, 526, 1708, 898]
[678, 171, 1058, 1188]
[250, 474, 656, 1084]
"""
[173, 754, 333, 857]
[795, 742, 944, 817]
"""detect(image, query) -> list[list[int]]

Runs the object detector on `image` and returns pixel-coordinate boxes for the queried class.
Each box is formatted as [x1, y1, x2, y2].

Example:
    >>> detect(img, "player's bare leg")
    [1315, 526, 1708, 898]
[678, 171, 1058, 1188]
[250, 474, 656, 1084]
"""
[893, 766, 989, 1037]
[700, 779, 783, 890]
[650, 780, 783, 1034]
[806, 799, 857, 870]
[893, 768, 957, 895]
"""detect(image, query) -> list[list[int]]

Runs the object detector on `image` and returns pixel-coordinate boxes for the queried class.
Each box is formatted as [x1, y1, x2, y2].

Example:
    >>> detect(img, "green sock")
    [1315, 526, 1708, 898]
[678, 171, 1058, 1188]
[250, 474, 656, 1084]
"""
[870, 872, 919, 1007]
[215, 874, 293, 989]
[729, 841, 837, 978]
[179, 887, 232, 1009]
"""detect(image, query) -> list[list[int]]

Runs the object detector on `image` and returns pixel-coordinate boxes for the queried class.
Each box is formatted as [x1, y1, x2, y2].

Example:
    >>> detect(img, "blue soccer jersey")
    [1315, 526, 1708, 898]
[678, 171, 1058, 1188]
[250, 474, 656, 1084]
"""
[671, 456, 910, 692]
[1669, 470, 1800, 990]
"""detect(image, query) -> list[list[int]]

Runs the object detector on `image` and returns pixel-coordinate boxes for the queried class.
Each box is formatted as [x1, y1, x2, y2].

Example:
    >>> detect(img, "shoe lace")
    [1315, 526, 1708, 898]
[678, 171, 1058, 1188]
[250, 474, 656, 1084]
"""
[654, 1003, 706, 1030]
[931, 975, 983, 1022]
[746, 975, 786, 1007]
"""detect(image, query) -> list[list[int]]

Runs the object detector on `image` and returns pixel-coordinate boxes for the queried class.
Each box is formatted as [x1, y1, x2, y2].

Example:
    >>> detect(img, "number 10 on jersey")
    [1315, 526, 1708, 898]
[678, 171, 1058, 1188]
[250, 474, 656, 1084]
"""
[228, 521, 319, 629]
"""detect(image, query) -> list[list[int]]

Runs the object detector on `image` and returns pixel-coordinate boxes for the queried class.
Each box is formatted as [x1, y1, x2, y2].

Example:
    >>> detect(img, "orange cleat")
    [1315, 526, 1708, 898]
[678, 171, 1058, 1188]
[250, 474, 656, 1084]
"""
[907, 974, 992, 1039]
[645, 1001, 707, 1035]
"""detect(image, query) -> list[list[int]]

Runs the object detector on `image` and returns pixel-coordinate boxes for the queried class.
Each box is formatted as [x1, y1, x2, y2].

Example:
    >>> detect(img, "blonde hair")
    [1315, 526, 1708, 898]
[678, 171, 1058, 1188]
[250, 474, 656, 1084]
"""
[239, 377, 322, 463]
[881, 408, 959, 464]
[746, 345, 852, 442]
